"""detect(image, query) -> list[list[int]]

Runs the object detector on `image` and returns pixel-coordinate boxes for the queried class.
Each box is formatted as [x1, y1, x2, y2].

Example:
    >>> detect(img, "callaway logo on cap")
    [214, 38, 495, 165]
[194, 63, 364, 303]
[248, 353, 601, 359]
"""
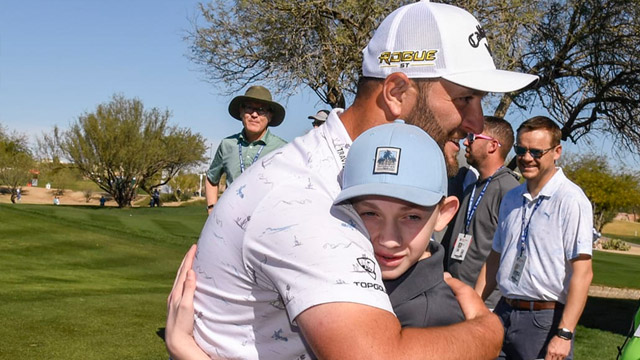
[362, 0, 538, 93]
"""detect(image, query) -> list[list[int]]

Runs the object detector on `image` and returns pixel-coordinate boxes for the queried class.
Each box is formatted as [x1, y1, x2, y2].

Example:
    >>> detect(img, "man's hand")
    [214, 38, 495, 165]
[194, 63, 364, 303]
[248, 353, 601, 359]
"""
[545, 336, 571, 360]
[166, 244, 209, 360]
[445, 275, 491, 320]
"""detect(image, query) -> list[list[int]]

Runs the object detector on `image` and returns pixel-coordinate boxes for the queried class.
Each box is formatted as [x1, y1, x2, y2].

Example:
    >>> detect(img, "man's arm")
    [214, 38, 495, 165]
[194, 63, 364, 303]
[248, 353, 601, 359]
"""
[297, 277, 503, 360]
[475, 250, 500, 301]
[205, 180, 219, 215]
[545, 254, 593, 360]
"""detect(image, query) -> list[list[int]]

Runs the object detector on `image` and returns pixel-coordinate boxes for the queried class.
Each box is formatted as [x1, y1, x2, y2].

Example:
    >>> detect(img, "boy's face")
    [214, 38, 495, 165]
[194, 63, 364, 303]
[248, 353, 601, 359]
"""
[352, 195, 439, 280]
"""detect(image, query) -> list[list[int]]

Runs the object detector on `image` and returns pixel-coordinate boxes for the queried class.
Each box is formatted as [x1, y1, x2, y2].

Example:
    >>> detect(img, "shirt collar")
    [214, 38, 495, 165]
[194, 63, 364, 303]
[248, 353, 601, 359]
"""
[239, 129, 270, 145]
[320, 108, 351, 169]
[383, 241, 446, 302]
[523, 167, 565, 201]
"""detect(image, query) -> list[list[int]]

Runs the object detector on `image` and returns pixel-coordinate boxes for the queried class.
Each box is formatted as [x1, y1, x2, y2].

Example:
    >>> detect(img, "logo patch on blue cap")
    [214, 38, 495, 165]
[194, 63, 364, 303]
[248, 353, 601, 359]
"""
[374, 147, 401, 175]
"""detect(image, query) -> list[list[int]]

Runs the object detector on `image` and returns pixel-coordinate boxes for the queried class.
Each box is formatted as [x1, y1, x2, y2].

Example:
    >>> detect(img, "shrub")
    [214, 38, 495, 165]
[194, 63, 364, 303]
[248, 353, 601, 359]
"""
[600, 238, 631, 251]
[83, 189, 93, 203]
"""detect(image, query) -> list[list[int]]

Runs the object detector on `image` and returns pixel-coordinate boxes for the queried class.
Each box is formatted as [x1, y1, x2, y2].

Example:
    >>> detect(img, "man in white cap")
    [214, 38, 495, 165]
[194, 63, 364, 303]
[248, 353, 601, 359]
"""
[166, 1, 538, 359]
[308, 109, 330, 128]
[205, 85, 287, 214]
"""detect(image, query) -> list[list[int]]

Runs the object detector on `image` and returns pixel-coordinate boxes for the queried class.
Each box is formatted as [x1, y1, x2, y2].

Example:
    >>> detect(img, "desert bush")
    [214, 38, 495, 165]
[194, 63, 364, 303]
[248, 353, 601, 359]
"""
[83, 189, 93, 203]
[601, 238, 631, 251]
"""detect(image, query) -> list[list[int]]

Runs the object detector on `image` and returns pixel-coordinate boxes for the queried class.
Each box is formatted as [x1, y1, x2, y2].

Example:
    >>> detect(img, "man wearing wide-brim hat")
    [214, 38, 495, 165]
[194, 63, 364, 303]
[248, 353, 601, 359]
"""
[205, 85, 287, 213]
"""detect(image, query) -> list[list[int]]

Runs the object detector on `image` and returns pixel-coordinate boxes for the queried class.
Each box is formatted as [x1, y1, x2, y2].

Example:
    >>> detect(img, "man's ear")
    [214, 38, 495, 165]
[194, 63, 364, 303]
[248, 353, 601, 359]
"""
[487, 138, 500, 154]
[553, 144, 562, 162]
[433, 196, 459, 232]
[381, 72, 414, 119]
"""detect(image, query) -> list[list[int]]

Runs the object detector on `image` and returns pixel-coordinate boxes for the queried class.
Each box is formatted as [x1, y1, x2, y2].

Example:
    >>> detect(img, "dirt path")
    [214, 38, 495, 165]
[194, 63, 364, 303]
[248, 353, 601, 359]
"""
[589, 285, 640, 300]
[1, 186, 203, 207]
[0, 186, 112, 206]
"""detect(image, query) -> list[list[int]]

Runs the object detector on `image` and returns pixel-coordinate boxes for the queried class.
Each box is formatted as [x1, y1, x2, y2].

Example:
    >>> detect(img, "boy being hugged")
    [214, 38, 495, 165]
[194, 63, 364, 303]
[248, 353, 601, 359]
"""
[333, 120, 464, 327]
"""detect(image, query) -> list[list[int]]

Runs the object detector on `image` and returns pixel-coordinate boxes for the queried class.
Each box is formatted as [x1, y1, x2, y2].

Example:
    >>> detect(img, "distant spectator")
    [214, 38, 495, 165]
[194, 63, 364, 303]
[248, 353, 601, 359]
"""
[99, 195, 106, 207]
[53, 196, 60, 205]
[16, 187, 22, 202]
[205, 86, 287, 214]
[152, 189, 161, 207]
[308, 110, 330, 128]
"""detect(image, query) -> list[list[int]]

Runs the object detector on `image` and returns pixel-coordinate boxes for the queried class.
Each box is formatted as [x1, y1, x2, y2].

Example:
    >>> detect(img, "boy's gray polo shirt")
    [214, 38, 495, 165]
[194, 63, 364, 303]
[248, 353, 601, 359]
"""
[384, 241, 465, 328]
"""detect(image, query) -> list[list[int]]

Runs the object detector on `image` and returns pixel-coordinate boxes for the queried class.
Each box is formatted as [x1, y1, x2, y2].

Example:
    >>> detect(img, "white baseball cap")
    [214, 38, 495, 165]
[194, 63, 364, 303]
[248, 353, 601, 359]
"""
[362, 0, 538, 93]
[334, 120, 447, 207]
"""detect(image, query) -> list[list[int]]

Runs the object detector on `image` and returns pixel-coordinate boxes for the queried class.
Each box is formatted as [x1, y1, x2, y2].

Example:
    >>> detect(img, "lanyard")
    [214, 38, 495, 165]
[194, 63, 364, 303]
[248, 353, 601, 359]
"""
[238, 142, 265, 173]
[519, 196, 544, 256]
[464, 167, 502, 233]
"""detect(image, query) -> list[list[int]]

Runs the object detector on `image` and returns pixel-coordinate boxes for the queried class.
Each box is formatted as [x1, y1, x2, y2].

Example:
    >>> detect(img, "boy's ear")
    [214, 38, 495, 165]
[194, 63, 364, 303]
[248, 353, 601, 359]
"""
[433, 196, 459, 232]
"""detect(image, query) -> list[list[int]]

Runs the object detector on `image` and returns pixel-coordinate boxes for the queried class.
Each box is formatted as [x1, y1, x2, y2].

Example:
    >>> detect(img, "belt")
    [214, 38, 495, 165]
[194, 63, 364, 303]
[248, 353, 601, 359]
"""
[504, 298, 557, 310]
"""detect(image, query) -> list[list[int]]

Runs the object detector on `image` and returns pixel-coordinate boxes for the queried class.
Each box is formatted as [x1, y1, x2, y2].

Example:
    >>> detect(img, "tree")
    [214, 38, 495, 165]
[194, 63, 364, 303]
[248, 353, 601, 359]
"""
[561, 153, 640, 231]
[168, 171, 200, 202]
[0, 125, 35, 203]
[190, 0, 640, 160]
[42, 94, 207, 208]
[448, 0, 640, 158]
[188, 0, 411, 108]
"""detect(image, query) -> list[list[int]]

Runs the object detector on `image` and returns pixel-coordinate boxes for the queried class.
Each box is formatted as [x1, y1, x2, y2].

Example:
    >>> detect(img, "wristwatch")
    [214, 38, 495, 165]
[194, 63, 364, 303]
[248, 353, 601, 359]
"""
[207, 204, 215, 210]
[557, 328, 573, 340]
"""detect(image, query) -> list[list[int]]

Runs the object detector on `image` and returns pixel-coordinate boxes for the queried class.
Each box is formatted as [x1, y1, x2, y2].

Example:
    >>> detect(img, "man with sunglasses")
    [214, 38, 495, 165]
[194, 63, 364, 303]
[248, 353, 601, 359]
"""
[442, 116, 519, 310]
[477, 116, 593, 360]
[205, 85, 287, 214]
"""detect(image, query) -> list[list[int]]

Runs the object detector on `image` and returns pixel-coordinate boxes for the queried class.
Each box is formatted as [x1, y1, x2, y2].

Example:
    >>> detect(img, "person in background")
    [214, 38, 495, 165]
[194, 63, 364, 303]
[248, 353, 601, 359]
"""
[442, 116, 519, 309]
[308, 109, 330, 128]
[477, 116, 593, 360]
[205, 86, 287, 214]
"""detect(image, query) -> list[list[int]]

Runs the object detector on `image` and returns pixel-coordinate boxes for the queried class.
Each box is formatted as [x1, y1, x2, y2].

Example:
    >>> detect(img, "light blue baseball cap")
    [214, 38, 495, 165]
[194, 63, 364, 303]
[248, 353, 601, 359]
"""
[334, 120, 447, 207]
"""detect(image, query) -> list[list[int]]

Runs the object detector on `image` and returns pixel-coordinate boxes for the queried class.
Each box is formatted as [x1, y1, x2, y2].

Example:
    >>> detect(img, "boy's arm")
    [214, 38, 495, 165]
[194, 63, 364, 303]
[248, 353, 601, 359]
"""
[297, 277, 503, 360]
[166, 245, 210, 360]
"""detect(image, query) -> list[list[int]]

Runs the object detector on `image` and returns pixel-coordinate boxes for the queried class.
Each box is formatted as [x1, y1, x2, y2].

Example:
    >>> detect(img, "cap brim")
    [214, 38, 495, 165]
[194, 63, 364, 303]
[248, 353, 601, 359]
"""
[443, 70, 538, 93]
[228, 96, 286, 127]
[334, 183, 443, 207]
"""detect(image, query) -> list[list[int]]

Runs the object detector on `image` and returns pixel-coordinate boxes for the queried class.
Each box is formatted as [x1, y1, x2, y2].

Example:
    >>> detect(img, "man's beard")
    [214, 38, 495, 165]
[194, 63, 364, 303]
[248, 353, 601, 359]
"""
[405, 92, 447, 147]
[405, 88, 459, 177]
[445, 145, 460, 177]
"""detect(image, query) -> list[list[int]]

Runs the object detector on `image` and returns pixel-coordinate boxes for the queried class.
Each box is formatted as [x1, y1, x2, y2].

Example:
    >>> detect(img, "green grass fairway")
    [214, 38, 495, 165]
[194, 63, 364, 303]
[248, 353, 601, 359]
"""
[602, 219, 640, 245]
[592, 250, 640, 289]
[0, 204, 205, 359]
[1, 204, 638, 359]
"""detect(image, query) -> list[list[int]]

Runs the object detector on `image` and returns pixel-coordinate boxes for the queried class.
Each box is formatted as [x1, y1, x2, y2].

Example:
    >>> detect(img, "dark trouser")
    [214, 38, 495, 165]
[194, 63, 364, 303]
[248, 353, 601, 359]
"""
[494, 297, 574, 360]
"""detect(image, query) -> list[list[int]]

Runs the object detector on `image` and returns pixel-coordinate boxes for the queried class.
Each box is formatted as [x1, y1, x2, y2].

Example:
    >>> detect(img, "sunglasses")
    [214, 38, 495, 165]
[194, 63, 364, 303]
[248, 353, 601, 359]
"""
[242, 104, 270, 116]
[513, 145, 556, 159]
[466, 133, 501, 146]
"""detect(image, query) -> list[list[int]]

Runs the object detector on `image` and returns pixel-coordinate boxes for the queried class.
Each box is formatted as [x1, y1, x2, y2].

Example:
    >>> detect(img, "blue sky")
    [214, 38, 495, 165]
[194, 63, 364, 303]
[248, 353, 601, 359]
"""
[1, 1, 636, 170]
[0, 0, 320, 165]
